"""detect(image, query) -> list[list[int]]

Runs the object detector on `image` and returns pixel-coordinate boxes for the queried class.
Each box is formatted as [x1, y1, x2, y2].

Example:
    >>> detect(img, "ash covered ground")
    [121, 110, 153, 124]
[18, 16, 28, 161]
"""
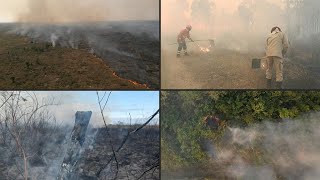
[0, 125, 159, 180]
[0, 21, 159, 88]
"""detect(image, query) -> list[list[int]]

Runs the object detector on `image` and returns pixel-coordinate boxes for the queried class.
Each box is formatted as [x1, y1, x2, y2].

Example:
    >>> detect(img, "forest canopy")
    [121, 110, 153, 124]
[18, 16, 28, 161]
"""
[161, 91, 320, 169]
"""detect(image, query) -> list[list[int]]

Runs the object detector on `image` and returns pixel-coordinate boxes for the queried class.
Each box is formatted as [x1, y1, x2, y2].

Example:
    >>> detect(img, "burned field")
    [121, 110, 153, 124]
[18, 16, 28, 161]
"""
[78, 126, 160, 179]
[0, 123, 160, 180]
[0, 21, 159, 89]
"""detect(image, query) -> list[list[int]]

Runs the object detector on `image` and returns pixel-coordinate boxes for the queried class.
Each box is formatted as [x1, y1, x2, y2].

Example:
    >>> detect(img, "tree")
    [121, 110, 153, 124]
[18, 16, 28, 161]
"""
[161, 91, 320, 168]
[0, 91, 57, 180]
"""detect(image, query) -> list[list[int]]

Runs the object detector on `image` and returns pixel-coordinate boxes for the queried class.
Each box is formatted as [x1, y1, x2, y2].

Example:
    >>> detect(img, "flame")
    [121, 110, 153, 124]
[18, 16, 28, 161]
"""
[197, 44, 211, 53]
[92, 53, 150, 89]
[112, 72, 149, 89]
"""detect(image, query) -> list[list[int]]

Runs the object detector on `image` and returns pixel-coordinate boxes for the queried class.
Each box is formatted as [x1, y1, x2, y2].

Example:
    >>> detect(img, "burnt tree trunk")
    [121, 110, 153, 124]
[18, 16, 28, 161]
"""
[58, 111, 92, 180]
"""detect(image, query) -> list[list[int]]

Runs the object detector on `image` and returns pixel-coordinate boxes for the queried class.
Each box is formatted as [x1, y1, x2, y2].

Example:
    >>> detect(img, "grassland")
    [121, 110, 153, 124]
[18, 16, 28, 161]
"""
[0, 31, 147, 89]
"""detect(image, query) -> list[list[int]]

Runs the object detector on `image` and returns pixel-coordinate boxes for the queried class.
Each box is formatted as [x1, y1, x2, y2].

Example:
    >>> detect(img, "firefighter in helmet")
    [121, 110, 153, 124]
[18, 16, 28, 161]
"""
[265, 26, 289, 89]
[177, 25, 194, 58]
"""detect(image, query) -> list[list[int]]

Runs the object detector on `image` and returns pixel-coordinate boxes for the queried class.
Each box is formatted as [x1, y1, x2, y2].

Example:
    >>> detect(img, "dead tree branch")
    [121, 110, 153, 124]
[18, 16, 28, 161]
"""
[137, 158, 160, 180]
[95, 105, 159, 179]
[96, 91, 119, 179]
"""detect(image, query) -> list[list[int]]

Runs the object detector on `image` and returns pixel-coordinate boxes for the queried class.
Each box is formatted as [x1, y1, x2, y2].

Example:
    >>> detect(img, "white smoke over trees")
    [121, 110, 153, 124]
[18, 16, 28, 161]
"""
[213, 113, 320, 180]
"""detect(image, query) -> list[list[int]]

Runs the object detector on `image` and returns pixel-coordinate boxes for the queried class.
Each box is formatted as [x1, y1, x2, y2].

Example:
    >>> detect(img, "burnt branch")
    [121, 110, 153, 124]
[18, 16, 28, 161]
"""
[137, 158, 160, 180]
[96, 91, 119, 180]
[95, 107, 159, 179]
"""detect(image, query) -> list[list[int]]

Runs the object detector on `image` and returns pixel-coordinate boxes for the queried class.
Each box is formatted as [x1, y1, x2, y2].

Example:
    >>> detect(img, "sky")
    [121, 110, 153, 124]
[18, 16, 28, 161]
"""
[0, 0, 159, 22]
[27, 91, 159, 127]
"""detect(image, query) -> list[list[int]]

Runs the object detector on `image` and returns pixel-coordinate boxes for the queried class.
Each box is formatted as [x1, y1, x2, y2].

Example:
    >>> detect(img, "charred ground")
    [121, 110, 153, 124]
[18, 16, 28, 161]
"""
[78, 126, 160, 180]
[0, 21, 159, 89]
[0, 125, 160, 179]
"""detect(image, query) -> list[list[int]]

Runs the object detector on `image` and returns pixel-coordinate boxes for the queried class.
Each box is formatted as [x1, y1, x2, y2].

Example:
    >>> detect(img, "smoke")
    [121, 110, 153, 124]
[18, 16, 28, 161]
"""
[4, 20, 159, 87]
[228, 127, 257, 146]
[208, 112, 320, 180]
[1, 0, 158, 23]
[18, 0, 106, 23]
[50, 33, 58, 47]
[162, 0, 305, 53]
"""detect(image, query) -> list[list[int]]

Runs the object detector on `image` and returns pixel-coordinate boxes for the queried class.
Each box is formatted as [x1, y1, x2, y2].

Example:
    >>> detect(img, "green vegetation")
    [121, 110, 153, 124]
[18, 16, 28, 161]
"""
[161, 91, 320, 170]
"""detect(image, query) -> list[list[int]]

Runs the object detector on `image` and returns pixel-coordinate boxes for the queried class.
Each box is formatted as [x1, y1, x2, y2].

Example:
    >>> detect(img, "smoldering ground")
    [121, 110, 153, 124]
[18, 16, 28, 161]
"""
[161, 0, 320, 89]
[0, 114, 160, 179]
[198, 112, 320, 180]
[4, 21, 160, 88]
[0, 0, 160, 88]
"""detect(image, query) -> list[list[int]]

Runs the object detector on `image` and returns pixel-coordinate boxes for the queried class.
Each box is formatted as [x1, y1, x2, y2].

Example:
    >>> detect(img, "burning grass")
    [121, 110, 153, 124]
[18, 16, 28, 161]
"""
[0, 30, 148, 89]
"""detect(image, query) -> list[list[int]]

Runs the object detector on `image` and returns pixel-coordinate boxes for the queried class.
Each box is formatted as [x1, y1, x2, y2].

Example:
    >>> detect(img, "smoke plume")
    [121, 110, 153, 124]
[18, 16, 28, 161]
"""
[162, 0, 320, 53]
[209, 112, 320, 180]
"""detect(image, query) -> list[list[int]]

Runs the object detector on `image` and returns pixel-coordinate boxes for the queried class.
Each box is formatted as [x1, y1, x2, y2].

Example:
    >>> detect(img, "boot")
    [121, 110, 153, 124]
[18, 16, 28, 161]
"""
[275, 82, 283, 89]
[184, 52, 190, 56]
[176, 54, 181, 58]
[267, 79, 272, 89]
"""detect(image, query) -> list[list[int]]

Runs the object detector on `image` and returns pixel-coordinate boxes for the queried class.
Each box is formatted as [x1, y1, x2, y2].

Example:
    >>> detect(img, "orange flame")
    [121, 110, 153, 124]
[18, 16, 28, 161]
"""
[112, 72, 149, 89]
[197, 44, 211, 53]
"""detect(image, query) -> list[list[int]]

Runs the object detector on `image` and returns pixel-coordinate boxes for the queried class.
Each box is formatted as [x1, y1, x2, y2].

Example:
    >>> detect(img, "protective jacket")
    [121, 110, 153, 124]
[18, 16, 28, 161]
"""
[177, 29, 190, 43]
[266, 30, 289, 58]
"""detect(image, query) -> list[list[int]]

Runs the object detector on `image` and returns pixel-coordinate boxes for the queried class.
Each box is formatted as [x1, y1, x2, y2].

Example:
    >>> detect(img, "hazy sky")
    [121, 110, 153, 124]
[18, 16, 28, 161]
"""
[0, 0, 159, 22]
[0, 1, 26, 22]
[25, 91, 159, 126]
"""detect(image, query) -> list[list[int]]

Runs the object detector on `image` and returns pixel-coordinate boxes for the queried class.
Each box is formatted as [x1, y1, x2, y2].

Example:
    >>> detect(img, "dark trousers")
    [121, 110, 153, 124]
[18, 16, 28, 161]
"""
[177, 41, 187, 54]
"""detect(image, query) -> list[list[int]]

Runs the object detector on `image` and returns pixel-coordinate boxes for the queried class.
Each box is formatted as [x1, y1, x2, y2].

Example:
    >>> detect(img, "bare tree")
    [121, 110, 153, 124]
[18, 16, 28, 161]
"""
[0, 91, 57, 180]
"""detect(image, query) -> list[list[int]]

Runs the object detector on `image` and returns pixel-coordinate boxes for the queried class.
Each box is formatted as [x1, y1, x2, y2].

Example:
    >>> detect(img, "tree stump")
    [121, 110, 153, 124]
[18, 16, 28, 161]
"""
[58, 111, 92, 180]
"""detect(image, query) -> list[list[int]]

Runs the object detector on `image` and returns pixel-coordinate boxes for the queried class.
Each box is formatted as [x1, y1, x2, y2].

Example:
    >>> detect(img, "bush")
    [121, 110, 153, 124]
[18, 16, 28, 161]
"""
[161, 91, 320, 168]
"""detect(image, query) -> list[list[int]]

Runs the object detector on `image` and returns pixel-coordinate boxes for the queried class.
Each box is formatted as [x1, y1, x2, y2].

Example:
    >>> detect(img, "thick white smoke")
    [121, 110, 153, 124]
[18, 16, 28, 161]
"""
[209, 112, 320, 180]
[162, 0, 286, 52]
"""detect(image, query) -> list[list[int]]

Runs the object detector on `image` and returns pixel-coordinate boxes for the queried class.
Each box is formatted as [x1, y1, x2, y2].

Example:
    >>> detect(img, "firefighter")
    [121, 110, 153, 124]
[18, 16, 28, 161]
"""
[177, 25, 194, 58]
[265, 26, 289, 89]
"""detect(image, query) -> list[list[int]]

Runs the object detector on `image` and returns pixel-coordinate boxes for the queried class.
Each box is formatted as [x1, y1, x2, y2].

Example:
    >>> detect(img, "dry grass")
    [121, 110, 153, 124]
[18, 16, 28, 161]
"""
[0, 32, 147, 90]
